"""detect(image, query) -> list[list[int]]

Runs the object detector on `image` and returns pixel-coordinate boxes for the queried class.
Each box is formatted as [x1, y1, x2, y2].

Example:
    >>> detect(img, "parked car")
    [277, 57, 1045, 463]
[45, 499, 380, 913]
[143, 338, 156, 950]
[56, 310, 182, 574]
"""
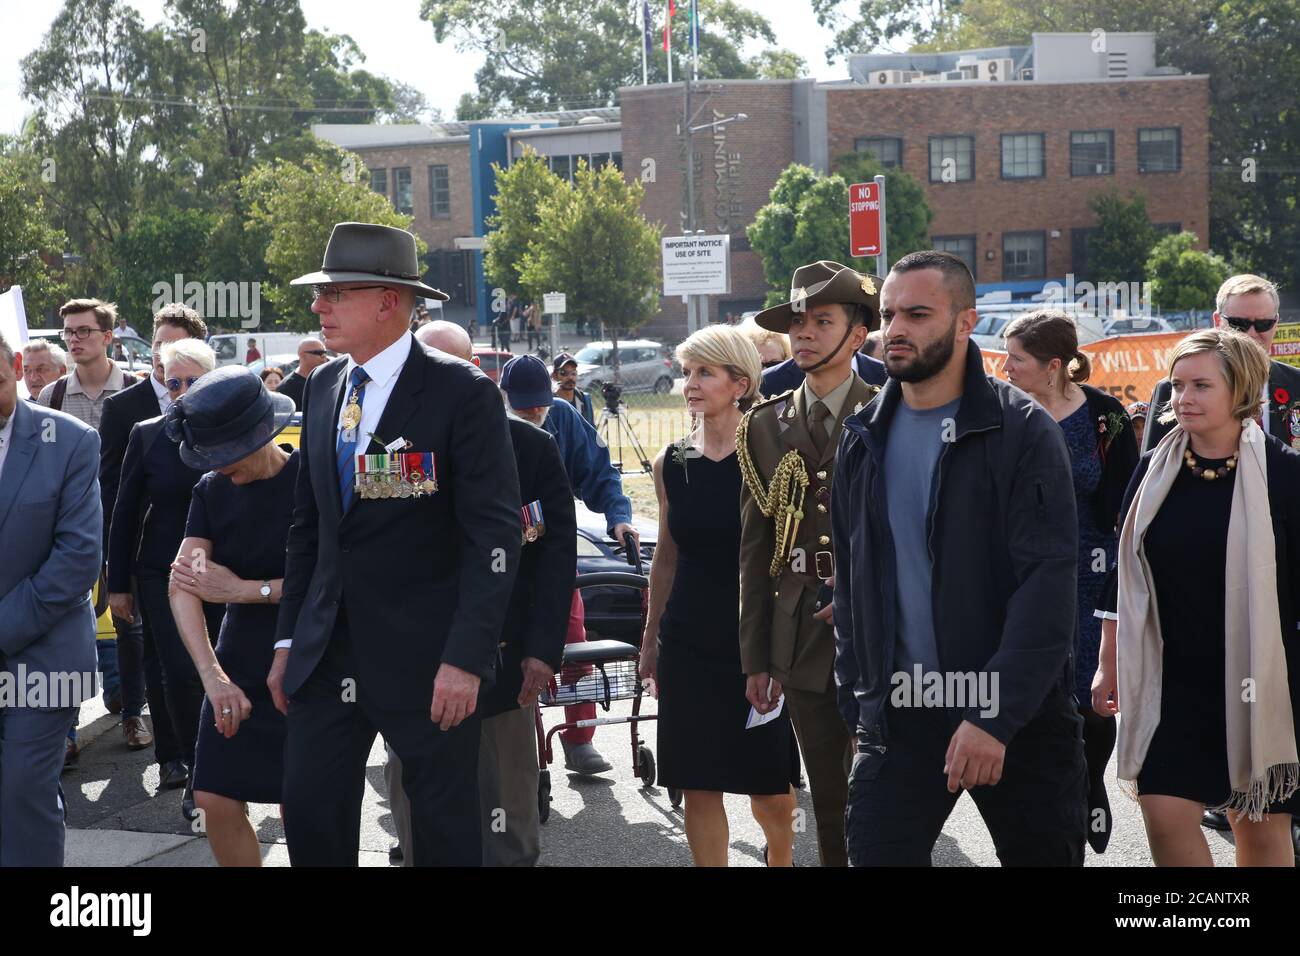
[970, 304, 1104, 351]
[574, 502, 655, 647]
[209, 332, 304, 366]
[573, 339, 676, 396]
[1102, 316, 1176, 337]
[472, 347, 514, 383]
[247, 353, 302, 379]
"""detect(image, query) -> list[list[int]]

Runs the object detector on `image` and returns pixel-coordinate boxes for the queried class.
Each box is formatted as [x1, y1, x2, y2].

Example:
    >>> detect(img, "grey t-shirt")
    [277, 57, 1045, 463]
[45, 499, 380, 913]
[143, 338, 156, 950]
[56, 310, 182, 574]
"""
[883, 396, 961, 675]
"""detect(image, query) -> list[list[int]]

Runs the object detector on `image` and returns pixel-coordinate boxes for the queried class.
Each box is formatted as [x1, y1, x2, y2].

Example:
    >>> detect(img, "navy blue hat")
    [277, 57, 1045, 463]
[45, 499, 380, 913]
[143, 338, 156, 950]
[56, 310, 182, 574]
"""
[500, 354, 554, 410]
[164, 366, 296, 470]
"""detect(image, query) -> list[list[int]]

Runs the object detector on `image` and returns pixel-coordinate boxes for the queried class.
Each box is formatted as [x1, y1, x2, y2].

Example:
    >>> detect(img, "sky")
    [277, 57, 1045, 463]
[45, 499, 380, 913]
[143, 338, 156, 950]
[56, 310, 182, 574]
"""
[0, 0, 850, 134]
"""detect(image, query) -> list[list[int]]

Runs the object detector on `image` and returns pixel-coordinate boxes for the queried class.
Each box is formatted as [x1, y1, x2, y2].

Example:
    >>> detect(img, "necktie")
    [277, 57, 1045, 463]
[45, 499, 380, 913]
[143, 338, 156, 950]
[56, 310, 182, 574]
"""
[810, 400, 831, 455]
[336, 366, 371, 511]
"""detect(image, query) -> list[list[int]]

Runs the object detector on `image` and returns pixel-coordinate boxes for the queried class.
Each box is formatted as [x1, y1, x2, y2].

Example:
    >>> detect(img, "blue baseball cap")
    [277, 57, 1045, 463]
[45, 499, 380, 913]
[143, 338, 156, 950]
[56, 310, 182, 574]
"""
[500, 354, 554, 410]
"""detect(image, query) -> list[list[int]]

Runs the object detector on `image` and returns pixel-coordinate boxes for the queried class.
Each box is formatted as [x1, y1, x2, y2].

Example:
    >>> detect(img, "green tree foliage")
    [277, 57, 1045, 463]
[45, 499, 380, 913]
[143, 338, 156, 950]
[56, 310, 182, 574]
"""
[832, 152, 934, 267]
[810, 0, 962, 59]
[240, 149, 425, 330]
[753, 49, 809, 80]
[19, 0, 159, 277]
[105, 208, 216, 325]
[748, 164, 885, 307]
[1145, 231, 1231, 311]
[1087, 190, 1156, 285]
[19, 0, 424, 299]
[519, 160, 660, 346]
[484, 150, 566, 302]
[422, 0, 783, 113]
[0, 155, 69, 318]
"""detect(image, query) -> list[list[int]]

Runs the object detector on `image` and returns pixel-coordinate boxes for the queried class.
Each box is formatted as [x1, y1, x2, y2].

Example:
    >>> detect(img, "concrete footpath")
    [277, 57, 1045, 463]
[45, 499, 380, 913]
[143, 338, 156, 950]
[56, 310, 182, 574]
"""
[64, 695, 1238, 867]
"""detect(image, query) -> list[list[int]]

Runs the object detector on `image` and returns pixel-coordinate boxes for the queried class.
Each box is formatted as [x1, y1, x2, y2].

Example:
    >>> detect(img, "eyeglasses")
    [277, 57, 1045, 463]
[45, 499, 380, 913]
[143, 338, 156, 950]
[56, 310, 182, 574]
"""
[761, 360, 782, 369]
[165, 376, 201, 391]
[311, 284, 388, 303]
[303, 349, 328, 356]
[1223, 316, 1278, 334]
[60, 327, 104, 341]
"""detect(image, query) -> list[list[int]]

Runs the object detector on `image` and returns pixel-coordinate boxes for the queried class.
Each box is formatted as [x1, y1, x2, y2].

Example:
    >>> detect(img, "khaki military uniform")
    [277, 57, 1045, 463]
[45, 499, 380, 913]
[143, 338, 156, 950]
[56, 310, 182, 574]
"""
[738, 371, 879, 867]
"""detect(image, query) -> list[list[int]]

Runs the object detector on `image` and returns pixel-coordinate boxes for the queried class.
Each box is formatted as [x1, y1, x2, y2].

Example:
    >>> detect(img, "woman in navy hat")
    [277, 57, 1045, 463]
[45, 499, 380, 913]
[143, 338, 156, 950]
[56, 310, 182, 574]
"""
[165, 365, 300, 866]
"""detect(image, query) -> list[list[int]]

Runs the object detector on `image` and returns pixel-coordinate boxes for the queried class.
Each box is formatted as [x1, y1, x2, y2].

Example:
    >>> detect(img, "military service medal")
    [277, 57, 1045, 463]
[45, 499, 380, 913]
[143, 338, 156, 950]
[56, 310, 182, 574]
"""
[1289, 400, 1300, 451]
[520, 499, 545, 544]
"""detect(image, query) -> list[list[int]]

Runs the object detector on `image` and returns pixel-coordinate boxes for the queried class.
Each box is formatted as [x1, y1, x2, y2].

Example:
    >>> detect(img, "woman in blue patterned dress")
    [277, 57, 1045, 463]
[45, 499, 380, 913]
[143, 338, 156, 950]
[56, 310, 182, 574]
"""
[1004, 310, 1138, 854]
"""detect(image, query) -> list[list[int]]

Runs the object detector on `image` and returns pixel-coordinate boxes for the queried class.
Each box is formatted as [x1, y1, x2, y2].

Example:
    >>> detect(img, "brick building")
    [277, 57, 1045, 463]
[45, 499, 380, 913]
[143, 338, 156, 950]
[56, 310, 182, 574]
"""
[316, 32, 1210, 341]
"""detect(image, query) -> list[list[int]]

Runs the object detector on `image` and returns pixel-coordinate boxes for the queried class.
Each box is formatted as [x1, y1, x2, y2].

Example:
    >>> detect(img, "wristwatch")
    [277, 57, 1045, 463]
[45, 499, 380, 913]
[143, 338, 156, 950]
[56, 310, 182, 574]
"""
[259, 581, 272, 603]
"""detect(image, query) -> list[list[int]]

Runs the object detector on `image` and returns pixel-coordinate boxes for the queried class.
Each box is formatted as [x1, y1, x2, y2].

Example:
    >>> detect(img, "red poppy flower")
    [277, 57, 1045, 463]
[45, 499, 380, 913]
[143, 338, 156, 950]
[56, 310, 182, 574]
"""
[1275, 387, 1290, 405]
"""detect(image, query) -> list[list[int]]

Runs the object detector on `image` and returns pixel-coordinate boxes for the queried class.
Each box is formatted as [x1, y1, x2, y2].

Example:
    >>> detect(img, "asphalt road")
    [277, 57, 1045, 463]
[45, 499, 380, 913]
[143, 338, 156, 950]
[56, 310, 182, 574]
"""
[63, 693, 1243, 867]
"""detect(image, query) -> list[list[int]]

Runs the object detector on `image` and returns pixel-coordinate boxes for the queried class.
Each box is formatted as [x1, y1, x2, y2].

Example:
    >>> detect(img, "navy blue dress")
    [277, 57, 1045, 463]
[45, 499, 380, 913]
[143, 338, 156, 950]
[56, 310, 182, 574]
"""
[188, 447, 298, 804]
[655, 446, 795, 794]
[1058, 403, 1115, 704]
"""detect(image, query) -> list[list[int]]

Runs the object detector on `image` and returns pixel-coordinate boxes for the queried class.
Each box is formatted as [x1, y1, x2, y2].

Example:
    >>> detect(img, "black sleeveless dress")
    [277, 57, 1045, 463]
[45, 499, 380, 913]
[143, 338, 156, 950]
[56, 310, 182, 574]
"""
[655, 445, 795, 794]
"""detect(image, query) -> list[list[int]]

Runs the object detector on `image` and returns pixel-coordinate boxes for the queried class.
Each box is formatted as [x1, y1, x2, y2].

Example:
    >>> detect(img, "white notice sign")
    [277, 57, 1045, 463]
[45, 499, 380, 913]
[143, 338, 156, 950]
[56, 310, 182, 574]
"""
[543, 292, 567, 314]
[661, 235, 731, 296]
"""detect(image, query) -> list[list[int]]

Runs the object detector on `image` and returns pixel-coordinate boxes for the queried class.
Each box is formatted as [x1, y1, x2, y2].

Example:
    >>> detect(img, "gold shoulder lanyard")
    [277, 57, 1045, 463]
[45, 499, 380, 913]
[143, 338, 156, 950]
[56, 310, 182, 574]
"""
[736, 409, 810, 578]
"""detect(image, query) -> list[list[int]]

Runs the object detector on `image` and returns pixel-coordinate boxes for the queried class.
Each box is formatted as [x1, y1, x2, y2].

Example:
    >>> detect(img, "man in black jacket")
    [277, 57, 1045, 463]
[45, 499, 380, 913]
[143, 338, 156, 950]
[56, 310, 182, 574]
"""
[276, 337, 329, 410]
[1143, 273, 1300, 453]
[270, 223, 520, 867]
[97, 303, 207, 782]
[760, 348, 887, 398]
[383, 321, 576, 866]
[832, 250, 1087, 866]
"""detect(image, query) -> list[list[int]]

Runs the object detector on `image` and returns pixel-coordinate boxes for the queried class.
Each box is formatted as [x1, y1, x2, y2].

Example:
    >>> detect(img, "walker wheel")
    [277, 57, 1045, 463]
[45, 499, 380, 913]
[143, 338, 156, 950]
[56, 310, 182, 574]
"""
[538, 769, 552, 824]
[637, 745, 656, 788]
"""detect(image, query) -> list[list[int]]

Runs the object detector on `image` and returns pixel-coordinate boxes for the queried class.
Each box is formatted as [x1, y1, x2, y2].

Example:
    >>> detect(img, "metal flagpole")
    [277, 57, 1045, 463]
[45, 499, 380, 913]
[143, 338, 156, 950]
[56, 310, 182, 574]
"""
[665, 0, 673, 84]
[641, 3, 649, 86]
[691, 0, 699, 81]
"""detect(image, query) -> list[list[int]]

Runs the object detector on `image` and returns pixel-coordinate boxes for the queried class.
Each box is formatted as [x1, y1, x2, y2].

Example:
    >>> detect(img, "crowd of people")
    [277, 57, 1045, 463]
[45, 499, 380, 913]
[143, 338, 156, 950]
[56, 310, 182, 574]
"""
[1, 220, 1297, 868]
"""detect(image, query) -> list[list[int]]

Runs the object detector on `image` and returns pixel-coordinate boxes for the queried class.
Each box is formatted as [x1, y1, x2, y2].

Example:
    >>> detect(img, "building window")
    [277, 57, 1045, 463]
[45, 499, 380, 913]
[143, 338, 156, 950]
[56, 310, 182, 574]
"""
[1154, 222, 1182, 235]
[932, 235, 977, 275]
[929, 136, 974, 182]
[1003, 231, 1045, 280]
[1071, 228, 1097, 280]
[1138, 128, 1181, 173]
[393, 167, 412, 215]
[550, 155, 573, 181]
[1070, 130, 1114, 176]
[369, 168, 387, 195]
[428, 164, 450, 218]
[855, 136, 902, 168]
[1000, 133, 1044, 179]
[610, 152, 623, 172]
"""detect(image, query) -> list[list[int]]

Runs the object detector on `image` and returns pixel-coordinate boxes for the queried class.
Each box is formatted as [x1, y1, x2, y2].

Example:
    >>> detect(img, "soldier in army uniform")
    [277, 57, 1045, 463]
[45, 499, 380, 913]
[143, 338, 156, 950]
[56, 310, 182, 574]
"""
[737, 260, 882, 867]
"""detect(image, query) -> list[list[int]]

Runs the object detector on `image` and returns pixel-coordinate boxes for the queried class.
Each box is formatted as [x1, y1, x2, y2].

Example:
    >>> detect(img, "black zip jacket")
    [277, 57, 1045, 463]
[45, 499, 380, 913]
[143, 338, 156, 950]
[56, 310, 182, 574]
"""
[832, 340, 1080, 745]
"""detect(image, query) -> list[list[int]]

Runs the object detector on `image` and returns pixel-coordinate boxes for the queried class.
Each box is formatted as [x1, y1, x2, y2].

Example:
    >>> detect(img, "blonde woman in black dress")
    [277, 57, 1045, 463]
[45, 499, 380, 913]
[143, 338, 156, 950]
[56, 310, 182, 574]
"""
[639, 325, 797, 866]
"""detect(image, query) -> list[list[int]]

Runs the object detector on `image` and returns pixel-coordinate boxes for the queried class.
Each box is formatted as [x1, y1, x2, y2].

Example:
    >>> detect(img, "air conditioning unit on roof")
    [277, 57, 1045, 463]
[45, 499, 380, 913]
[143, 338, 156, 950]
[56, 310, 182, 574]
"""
[870, 70, 907, 85]
[977, 58, 1015, 81]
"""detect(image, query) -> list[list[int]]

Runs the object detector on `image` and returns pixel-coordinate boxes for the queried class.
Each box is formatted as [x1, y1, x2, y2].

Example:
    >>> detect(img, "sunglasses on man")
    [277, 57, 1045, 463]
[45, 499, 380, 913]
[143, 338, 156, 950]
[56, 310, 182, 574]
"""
[303, 349, 329, 356]
[1223, 315, 1278, 334]
[165, 376, 201, 391]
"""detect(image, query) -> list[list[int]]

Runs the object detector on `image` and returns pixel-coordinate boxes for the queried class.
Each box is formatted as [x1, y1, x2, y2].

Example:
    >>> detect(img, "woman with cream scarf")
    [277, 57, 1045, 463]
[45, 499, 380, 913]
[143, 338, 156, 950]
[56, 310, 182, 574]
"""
[1093, 329, 1300, 867]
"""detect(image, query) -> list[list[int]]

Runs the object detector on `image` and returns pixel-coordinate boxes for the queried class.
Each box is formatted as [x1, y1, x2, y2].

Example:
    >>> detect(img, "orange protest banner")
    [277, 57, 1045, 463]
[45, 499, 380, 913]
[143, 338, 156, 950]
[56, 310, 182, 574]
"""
[983, 331, 1186, 406]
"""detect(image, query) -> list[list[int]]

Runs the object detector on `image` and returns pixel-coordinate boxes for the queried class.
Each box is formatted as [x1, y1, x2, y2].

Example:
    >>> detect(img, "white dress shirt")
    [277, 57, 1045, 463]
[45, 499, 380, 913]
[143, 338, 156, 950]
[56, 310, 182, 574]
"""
[273, 331, 414, 653]
[151, 372, 172, 416]
[0, 413, 14, 481]
[336, 331, 414, 449]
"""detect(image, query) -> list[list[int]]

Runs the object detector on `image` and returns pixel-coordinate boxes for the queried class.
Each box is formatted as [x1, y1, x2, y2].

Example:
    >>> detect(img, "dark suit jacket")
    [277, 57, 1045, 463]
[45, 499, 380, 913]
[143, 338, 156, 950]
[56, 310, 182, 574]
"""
[275, 337, 522, 709]
[1142, 358, 1300, 452]
[106, 417, 208, 592]
[480, 418, 577, 718]
[277, 371, 307, 410]
[760, 351, 887, 398]
[99, 374, 165, 552]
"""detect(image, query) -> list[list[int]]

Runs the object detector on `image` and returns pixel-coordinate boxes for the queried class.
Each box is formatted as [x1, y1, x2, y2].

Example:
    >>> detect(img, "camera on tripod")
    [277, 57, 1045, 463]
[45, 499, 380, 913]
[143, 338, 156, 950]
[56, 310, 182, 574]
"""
[601, 381, 623, 413]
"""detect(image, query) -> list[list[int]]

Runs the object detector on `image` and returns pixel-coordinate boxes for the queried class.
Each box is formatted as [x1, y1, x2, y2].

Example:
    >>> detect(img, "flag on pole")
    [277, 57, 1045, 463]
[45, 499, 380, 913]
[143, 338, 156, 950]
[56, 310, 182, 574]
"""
[641, 2, 652, 85]
[664, 0, 675, 84]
